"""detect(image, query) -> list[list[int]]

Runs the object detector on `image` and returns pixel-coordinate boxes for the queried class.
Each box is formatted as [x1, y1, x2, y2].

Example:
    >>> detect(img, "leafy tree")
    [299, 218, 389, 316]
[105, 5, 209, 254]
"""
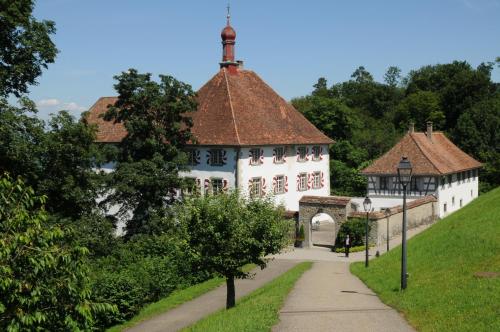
[405, 61, 495, 128]
[351, 66, 374, 83]
[178, 191, 290, 308]
[103, 69, 197, 236]
[394, 90, 445, 130]
[0, 0, 58, 97]
[0, 174, 115, 331]
[384, 66, 402, 87]
[0, 106, 102, 219]
[292, 95, 358, 140]
[312, 77, 330, 97]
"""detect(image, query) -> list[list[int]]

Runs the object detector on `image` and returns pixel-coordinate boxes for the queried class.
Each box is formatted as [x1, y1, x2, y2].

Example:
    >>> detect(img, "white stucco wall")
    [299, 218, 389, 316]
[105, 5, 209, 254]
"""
[237, 145, 330, 211]
[436, 172, 479, 218]
[179, 147, 237, 194]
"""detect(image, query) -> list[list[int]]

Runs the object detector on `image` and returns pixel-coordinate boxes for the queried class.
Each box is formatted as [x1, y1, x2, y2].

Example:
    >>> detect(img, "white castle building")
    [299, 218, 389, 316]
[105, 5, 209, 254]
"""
[86, 17, 333, 212]
[361, 122, 482, 218]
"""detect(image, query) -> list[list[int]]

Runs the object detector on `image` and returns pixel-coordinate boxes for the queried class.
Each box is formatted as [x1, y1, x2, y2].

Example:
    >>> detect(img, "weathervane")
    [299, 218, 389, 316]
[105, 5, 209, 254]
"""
[226, 3, 231, 25]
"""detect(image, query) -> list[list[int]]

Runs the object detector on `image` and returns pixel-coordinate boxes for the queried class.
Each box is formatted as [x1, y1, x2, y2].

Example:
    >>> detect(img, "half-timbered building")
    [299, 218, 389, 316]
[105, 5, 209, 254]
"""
[361, 122, 482, 217]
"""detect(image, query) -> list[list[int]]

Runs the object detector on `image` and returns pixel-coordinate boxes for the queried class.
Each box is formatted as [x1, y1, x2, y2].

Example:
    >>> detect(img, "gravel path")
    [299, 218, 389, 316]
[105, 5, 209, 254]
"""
[272, 261, 416, 332]
[125, 259, 298, 332]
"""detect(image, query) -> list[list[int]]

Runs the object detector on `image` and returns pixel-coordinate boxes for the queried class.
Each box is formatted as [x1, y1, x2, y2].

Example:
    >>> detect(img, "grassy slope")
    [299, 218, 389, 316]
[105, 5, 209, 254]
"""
[107, 264, 256, 332]
[351, 187, 500, 332]
[183, 262, 313, 332]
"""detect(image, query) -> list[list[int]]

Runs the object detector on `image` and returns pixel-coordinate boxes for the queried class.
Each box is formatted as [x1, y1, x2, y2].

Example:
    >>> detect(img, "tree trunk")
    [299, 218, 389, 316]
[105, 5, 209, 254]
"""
[226, 275, 235, 309]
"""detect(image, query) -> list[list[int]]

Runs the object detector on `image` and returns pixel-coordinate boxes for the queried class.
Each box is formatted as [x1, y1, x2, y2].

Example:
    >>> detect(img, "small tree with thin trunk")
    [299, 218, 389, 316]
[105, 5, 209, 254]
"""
[178, 191, 290, 308]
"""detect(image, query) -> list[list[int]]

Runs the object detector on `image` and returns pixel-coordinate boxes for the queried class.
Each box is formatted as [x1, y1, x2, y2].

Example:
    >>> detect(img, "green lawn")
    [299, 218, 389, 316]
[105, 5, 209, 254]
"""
[351, 187, 500, 332]
[107, 264, 255, 332]
[182, 262, 313, 332]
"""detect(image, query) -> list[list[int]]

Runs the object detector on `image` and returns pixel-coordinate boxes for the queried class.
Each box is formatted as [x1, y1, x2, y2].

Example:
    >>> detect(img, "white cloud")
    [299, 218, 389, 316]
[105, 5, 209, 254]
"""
[63, 102, 87, 112]
[35, 98, 88, 119]
[36, 98, 61, 107]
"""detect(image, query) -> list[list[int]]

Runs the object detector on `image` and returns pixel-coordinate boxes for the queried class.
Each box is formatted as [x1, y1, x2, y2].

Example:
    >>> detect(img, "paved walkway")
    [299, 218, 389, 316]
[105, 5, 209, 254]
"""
[126, 259, 298, 332]
[272, 222, 432, 262]
[272, 261, 415, 332]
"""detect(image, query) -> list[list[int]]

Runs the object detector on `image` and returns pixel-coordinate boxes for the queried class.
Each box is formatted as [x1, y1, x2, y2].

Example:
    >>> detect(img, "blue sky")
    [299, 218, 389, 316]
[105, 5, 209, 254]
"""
[30, 0, 500, 119]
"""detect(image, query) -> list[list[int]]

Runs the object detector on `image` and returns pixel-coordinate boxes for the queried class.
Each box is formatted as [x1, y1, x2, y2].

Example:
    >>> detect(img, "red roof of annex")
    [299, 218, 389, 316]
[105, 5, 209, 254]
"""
[361, 125, 482, 176]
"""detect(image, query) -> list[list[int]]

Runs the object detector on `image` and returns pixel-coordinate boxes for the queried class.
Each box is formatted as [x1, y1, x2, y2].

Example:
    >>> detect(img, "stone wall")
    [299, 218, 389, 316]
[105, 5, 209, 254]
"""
[298, 196, 351, 248]
[349, 195, 438, 245]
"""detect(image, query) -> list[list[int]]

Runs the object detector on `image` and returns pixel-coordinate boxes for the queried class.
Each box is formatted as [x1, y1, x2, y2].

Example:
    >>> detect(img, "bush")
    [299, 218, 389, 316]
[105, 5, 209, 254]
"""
[297, 224, 305, 241]
[334, 244, 374, 253]
[89, 234, 213, 329]
[335, 217, 370, 248]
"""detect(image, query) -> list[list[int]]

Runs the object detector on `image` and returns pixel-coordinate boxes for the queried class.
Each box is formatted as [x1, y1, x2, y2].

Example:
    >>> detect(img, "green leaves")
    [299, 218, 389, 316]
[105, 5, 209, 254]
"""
[0, 174, 116, 331]
[102, 69, 197, 236]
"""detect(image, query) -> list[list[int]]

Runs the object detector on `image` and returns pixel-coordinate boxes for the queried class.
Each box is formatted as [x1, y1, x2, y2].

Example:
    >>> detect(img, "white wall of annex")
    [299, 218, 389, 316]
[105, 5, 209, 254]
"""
[437, 173, 479, 218]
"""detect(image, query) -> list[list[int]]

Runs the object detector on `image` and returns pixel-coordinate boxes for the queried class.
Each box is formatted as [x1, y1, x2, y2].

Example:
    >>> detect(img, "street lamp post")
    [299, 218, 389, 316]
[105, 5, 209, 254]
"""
[397, 156, 413, 290]
[363, 196, 372, 268]
[385, 208, 391, 252]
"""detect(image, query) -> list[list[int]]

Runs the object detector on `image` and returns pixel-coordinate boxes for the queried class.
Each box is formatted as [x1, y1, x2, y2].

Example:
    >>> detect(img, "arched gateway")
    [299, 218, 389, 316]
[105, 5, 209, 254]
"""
[299, 196, 352, 248]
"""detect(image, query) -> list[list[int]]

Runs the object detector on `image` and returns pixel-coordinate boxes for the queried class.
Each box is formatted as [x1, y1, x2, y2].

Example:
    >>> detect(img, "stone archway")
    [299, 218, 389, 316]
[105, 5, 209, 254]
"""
[299, 196, 352, 248]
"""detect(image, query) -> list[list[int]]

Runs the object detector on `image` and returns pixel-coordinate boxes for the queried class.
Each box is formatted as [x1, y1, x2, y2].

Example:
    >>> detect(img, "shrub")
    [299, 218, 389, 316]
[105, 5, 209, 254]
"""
[90, 234, 212, 329]
[297, 224, 305, 241]
[335, 217, 370, 248]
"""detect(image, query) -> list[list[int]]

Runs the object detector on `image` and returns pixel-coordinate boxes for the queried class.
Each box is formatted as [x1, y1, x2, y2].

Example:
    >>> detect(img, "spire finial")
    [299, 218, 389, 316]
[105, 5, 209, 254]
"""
[226, 4, 230, 25]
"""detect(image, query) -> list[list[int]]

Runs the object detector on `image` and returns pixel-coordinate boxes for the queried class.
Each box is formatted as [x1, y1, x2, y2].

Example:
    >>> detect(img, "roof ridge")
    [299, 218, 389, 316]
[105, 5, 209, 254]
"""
[223, 68, 241, 145]
[409, 133, 442, 174]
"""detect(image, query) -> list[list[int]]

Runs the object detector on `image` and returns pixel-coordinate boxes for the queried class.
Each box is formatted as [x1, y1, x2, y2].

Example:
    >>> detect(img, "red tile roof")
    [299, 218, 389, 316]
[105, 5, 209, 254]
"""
[361, 132, 482, 176]
[85, 68, 333, 146]
[85, 97, 124, 143]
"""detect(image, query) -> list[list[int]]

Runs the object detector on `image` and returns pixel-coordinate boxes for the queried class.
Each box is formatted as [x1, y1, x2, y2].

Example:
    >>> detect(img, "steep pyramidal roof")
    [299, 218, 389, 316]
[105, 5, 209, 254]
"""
[85, 15, 333, 146]
[362, 132, 482, 176]
[85, 68, 333, 146]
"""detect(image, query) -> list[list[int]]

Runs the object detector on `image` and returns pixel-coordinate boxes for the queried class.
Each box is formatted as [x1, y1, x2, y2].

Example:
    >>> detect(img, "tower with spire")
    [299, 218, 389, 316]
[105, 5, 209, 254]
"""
[220, 5, 239, 73]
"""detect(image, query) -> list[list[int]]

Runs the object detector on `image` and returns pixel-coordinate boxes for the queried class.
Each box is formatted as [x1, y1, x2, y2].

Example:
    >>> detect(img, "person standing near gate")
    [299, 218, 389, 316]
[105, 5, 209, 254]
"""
[345, 234, 350, 257]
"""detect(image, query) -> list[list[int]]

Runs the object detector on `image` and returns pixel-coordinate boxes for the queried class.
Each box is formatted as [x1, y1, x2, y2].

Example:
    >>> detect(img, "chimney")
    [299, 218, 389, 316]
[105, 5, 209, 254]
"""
[426, 121, 433, 141]
[408, 122, 415, 134]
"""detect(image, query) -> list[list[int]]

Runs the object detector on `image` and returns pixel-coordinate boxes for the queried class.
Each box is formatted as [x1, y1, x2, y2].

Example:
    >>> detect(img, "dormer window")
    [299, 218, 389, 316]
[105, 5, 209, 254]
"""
[210, 149, 224, 166]
[274, 147, 285, 163]
[297, 147, 307, 162]
[250, 148, 262, 165]
[312, 146, 321, 161]
[187, 149, 199, 166]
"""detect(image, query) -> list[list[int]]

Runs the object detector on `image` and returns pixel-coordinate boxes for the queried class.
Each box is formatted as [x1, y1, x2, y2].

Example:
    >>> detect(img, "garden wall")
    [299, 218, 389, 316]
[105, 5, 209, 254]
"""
[349, 195, 438, 245]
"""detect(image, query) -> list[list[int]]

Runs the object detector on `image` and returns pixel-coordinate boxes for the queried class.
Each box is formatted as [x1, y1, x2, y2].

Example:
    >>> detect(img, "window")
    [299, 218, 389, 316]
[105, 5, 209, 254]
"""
[410, 177, 418, 191]
[297, 146, 307, 162]
[457, 172, 461, 184]
[183, 177, 199, 196]
[452, 196, 455, 206]
[467, 170, 471, 182]
[275, 175, 285, 194]
[187, 149, 198, 166]
[250, 177, 262, 197]
[444, 203, 447, 213]
[210, 149, 224, 166]
[447, 174, 452, 188]
[274, 147, 285, 163]
[298, 173, 308, 191]
[312, 172, 321, 189]
[441, 176, 446, 188]
[211, 178, 223, 195]
[460, 199, 463, 207]
[250, 148, 261, 165]
[380, 176, 389, 190]
[312, 146, 321, 161]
